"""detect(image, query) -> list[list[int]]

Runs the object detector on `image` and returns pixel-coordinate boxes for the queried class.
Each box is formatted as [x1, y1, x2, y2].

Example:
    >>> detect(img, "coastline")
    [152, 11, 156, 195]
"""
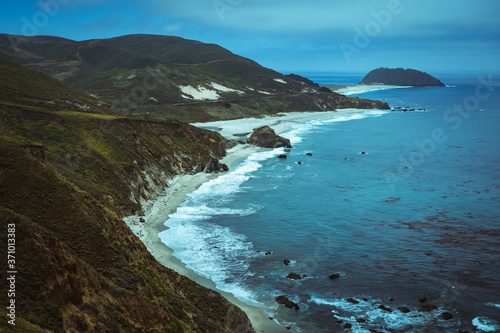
[124, 109, 368, 332]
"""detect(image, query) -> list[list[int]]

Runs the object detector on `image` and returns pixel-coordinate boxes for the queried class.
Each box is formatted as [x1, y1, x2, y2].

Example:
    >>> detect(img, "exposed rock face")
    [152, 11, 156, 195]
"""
[246, 126, 292, 148]
[360, 67, 445, 87]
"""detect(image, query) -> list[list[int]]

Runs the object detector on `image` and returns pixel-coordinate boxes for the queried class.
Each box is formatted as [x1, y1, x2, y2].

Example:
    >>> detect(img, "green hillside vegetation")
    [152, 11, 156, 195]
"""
[0, 56, 252, 332]
[1, 34, 389, 122]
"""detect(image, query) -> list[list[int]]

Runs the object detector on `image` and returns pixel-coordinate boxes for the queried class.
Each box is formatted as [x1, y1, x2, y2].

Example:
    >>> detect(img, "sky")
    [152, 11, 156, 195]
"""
[1, 0, 499, 74]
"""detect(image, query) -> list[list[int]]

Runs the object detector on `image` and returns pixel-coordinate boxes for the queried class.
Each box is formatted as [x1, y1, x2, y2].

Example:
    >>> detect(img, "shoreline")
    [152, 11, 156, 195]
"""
[124, 109, 369, 332]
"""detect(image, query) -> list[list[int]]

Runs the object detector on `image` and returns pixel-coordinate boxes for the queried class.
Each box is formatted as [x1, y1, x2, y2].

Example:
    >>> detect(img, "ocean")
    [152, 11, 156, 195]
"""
[159, 73, 500, 332]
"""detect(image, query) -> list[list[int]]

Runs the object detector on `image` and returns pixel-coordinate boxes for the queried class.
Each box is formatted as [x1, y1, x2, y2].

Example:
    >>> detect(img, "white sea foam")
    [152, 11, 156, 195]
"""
[160, 109, 391, 307]
[309, 296, 451, 332]
[283, 109, 390, 145]
[472, 317, 500, 332]
[159, 221, 263, 305]
[159, 147, 287, 305]
[486, 302, 500, 308]
[335, 84, 412, 96]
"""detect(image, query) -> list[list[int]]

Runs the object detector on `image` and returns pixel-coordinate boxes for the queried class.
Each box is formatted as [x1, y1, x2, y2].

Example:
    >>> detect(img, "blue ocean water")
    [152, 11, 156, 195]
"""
[159, 74, 500, 332]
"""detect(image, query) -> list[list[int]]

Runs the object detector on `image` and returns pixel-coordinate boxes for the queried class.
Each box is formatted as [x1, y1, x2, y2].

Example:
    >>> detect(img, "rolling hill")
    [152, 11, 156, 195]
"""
[1, 34, 389, 121]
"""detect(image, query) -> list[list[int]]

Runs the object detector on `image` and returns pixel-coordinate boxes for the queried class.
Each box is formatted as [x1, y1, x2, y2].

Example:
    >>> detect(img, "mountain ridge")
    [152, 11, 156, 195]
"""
[1, 33, 389, 121]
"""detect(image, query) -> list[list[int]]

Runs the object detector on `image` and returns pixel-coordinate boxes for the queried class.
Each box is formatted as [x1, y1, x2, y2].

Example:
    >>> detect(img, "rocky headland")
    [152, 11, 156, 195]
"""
[360, 67, 445, 87]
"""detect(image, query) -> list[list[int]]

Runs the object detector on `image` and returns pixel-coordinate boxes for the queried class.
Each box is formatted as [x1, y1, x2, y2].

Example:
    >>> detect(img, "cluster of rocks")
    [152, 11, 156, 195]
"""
[391, 106, 427, 112]
[275, 295, 300, 311]
[245, 126, 317, 164]
[334, 296, 455, 330]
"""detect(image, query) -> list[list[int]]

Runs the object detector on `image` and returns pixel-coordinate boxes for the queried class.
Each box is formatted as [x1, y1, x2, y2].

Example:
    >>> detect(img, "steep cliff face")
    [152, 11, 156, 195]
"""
[0, 57, 252, 332]
[0, 142, 252, 332]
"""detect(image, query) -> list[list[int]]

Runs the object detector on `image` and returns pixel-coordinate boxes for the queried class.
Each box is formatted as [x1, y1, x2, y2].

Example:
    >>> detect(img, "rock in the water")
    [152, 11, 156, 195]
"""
[275, 295, 299, 310]
[360, 67, 445, 87]
[419, 297, 428, 303]
[356, 318, 366, 323]
[284, 258, 291, 266]
[246, 126, 292, 148]
[379, 305, 393, 312]
[343, 323, 352, 329]
[419, 304, 437, 312]
[277, 155, 287, 159]
[139, 217, 146, 223]
[398, 306, 411, 313]
[440, 312, 454, 320]
[329, 273, 340, 280]
[284, 300, 300, 310]
[306, 153, 313, 156]
[346, 298, 359, 304]
[286, 272, 302, 280]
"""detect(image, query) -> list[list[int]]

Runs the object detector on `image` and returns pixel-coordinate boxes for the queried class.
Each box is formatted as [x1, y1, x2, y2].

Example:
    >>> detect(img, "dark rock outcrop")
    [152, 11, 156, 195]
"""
[398, 306, 411, 313]
[286, 273, 302, 280]
[246, 126, 292, 148]
[360, 67, 445, 87]
[440, 312, 454, 320]
[275, 296, 299, 310]
[346, 298, 360, 304]
[379, 305, 393, 312]
[204, 158, 229, 173]
[329, 273, 340, 280]
[284, 259, 291, 266]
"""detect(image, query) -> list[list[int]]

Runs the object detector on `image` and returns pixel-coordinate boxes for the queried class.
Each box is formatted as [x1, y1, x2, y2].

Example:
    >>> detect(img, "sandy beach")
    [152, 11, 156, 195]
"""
[124, 109, 368, 332]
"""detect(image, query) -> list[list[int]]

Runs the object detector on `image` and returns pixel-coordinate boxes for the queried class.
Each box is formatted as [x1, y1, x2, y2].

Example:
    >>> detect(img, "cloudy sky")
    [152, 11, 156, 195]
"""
[2, 0, 499, 74]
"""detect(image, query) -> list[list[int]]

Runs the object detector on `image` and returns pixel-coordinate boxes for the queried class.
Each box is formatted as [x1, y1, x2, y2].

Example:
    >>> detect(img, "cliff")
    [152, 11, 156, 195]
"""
[360, 67, 445, 87]
[0, 34, 389, 122]
[0, 57, 253, 332]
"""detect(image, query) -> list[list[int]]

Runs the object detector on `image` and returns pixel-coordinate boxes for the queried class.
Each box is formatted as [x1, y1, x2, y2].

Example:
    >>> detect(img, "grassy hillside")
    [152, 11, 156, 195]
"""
[0, 34, 389, 122]
[0, 56, 252, 332]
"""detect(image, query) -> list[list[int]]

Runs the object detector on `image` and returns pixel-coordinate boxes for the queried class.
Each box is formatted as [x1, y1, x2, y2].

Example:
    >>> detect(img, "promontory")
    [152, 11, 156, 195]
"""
[360, 67, 445, 87]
